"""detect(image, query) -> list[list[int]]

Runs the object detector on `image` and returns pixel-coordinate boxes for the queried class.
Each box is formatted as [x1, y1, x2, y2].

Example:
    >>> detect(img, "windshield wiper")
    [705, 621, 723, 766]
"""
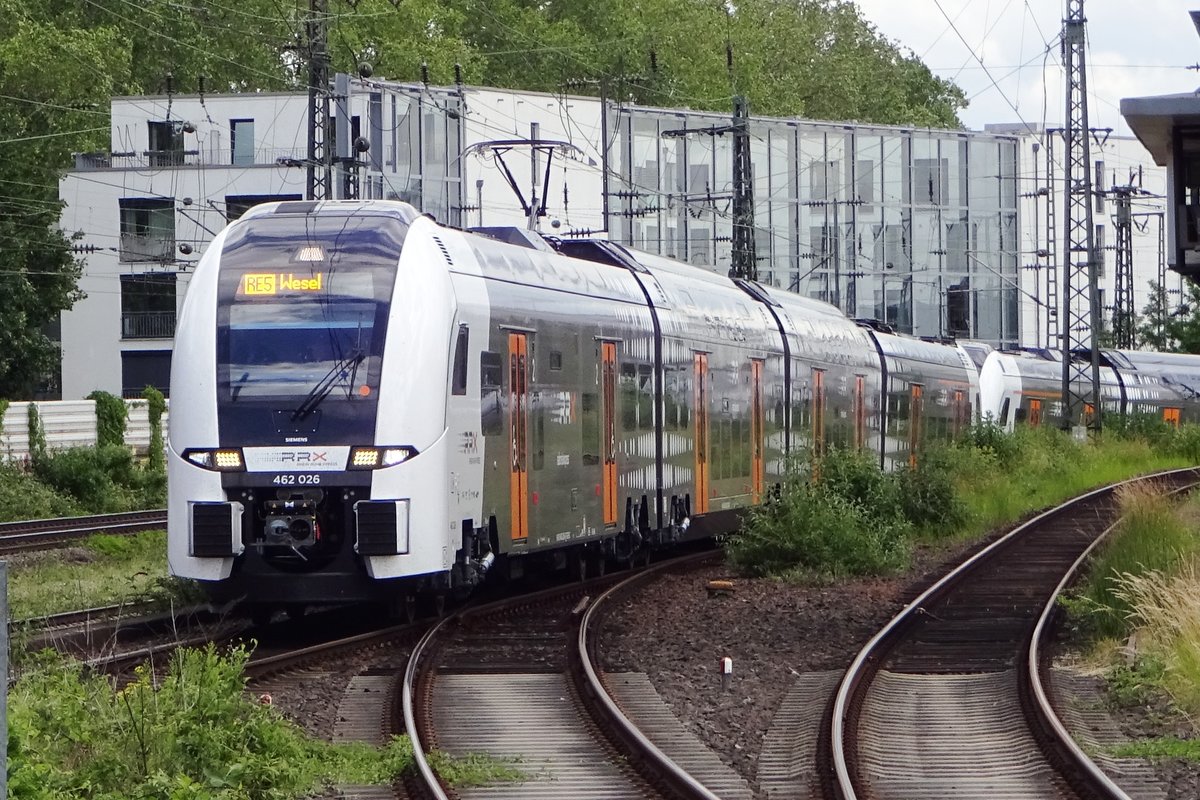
[291, 350, 365, 422]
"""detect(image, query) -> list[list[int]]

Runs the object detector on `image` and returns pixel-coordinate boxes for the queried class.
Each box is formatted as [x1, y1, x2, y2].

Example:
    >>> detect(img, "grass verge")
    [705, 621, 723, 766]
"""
[6, 530, 195, 619]
[9, 644, 524, 798]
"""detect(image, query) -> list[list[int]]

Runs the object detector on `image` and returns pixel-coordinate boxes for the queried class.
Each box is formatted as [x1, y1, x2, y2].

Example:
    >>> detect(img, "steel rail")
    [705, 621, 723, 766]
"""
[830, 467, 1200, 800]
[576, 552, 725, 800]
[0, 509, 166, 552]
[1025, 469, 1200, 800]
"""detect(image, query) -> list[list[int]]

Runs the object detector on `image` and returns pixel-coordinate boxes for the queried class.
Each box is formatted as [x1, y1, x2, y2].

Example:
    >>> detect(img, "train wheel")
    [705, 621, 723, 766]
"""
[388, 595, 418, 623]
[569, 547, 588, 583]
[591, 547, 608, 578]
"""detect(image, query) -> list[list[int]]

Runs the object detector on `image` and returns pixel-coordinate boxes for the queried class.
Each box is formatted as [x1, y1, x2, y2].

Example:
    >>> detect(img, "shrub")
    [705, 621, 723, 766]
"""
[87, 390, 128, 448]
[142, 385, 167, 473]
[0, 463, 82, 521]
[6, 645, 435, 797]
[895, 446, 968, 535]
[32, 445, 141, 513]
[960, 419, 1020, 465]
[728, 475, 911, 579]
[814, 447, 903, 524]
[27, 403, 46, 464]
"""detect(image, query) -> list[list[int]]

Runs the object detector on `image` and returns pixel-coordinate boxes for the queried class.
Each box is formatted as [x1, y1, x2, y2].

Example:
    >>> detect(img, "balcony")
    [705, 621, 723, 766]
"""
[122, 311, 177, 340]
[75, 146, 309, 171]
[119, 233, 175, 263]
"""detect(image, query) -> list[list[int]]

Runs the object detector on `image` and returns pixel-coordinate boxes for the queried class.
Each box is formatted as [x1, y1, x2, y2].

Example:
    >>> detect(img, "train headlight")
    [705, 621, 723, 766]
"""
[348, 446, 417, 469]
[183, 448, 247, 472]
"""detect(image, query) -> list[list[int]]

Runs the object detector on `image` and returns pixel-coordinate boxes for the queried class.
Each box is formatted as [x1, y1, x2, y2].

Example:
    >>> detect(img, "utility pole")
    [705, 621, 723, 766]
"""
[1060, 0, 1103, 431]
[1043, 132, 1060, 348]
[730, 95, 756, 281]
[1110, 184, 1136, 347]
[662, 95, 757, 281]
[305, 0, 331, 201]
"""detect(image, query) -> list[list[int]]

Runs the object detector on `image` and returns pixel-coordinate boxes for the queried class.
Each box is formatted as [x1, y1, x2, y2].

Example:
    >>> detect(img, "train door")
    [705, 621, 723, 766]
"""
[909, 383, 924, 469]
[1029, 398, 1043, 427]
[508, 332, 529, 543]
[854, 375, 867, 451]
[952, 388, 968, 437]
[1164, 407, 1182, 428]
[601, 341, 618, 527]
[694, 353, 710, 514]
[751, 359, 764, 503]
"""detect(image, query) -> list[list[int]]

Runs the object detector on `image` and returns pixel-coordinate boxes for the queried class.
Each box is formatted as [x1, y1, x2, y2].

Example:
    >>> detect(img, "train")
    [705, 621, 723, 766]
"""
[978, 347, 1200, 432]
[166, 199, 1200, 615]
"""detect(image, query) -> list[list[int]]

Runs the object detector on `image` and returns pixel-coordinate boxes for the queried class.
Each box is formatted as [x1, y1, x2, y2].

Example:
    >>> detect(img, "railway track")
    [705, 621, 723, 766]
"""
[0, 509, 166, 554]
[825, 467, 1200, 800]
[404, 551, 753, 800]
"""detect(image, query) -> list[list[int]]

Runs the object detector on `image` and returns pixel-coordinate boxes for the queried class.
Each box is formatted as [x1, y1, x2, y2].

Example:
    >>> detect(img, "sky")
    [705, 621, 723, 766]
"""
[852, 0, 1200, 138]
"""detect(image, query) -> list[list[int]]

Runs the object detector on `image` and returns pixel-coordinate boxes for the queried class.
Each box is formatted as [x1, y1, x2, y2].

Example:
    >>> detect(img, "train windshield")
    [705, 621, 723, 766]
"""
[215, 212, 406, 402]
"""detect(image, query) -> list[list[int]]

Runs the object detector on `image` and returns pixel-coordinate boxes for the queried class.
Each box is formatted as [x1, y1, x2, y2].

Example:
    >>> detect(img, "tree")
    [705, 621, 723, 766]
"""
[1138, 280, 1178, 352]
[0, 0, 966, 397]
[0, 10, 133, 397]
[1170, 282, 1200, 354]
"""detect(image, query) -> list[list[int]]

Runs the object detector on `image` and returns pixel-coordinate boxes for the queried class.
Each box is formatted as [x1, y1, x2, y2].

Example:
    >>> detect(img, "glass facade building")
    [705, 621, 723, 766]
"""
[608, 108, 1021, 347]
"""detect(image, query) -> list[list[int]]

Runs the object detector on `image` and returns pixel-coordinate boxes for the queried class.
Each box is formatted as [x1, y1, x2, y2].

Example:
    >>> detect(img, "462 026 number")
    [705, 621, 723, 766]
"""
[271, 474, 321, 485]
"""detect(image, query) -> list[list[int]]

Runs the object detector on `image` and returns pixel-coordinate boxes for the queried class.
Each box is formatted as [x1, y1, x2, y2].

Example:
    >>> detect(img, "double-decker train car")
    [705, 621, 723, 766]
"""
[978, 347, 1200, 431]
[168, 200, 978, 614]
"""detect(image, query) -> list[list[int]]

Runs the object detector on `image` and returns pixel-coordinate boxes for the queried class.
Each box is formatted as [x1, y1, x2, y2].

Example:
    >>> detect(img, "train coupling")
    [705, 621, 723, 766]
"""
[262, 498, 319, 553]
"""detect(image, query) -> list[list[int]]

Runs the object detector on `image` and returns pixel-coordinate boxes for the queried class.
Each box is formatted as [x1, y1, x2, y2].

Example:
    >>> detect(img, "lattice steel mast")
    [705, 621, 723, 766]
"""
[305, 0, 332, 200]
[1061, 0, 1103, 430]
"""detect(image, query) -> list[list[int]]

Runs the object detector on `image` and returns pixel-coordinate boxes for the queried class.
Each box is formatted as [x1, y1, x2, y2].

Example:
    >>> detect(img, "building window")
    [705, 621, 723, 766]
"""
[913, 158, 949, 206]
[147, 121, 185, 166]
[122, 350, 172, 399]
[119, 197, 175, 262]
[224, 193, 303, 221]
[121, 273, 177, 340]
[231, 118, 254, 165]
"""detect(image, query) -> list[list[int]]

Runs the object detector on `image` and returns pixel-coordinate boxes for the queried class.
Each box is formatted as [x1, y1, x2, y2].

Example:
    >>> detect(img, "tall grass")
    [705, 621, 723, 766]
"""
[1109, 561, 1200, 721]
[729, 420, 1194, 581]
[1073, 483, 1200, 639]
[940, 424, 1188, 540]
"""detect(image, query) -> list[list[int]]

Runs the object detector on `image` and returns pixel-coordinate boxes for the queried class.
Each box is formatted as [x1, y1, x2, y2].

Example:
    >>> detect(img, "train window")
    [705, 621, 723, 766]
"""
[549, 351, 563, 371]
[581, 393, 600, 465]
[451, 325, 469, 396]
[480, 351, 503, 436]
[532, 399, 545, 471]
[999, 398, 1010, 426]
[621, 363, 638, 429]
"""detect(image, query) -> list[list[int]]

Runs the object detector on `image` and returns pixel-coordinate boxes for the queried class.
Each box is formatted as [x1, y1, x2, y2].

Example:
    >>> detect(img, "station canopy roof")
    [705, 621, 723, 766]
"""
[1121, 91, 1200, 165]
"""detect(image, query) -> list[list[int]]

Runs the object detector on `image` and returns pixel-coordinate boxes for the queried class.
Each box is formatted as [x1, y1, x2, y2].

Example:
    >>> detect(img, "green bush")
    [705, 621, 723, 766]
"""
[7, 645, 416, 798]
[31, 444, 164, 513]
[895, 446, 968, 535]
[728, 475, 911, 579]
[87, 390, 128, 448]
[0, 464, 82, 521]
[960, 419, 1021, 466]
[1171, 423, 1200, 463]
[814, 447, 904, 525]
[142, 385, 167, 473]
[27, 403, 46, 464]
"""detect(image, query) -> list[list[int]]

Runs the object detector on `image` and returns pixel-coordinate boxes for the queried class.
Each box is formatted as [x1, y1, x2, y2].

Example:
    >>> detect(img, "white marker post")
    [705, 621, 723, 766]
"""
[720, 655, 733, 693]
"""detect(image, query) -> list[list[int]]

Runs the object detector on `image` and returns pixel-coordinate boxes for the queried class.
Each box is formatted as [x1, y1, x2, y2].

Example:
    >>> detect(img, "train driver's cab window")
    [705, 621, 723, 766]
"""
[480, 350, 503, 435]
[999, 398, 1010, 426]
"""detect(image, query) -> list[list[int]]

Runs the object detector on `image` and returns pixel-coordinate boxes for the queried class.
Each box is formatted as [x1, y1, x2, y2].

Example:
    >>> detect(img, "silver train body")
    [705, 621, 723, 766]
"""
[978, 347, 1200, 431]
[168, 200, 980, 607]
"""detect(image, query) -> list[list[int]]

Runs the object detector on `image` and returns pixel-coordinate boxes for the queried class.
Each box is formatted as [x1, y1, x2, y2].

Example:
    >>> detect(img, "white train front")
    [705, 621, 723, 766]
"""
[168, 200, 980, 612]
